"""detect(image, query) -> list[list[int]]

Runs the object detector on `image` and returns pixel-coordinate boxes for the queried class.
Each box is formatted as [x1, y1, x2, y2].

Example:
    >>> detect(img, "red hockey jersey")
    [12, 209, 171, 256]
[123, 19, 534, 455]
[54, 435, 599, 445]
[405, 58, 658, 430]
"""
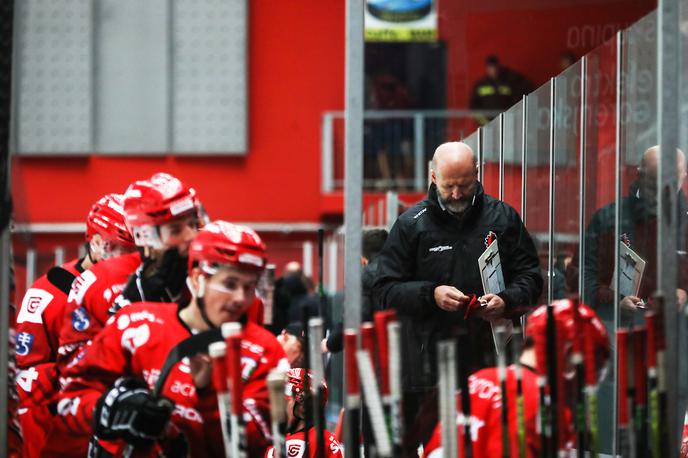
[15, 258, 82, 458]
[57, 252, 141, 366]
[264, 428, 343, 458]
[47, 302, 288, 457]
[422, 365, 542, 458]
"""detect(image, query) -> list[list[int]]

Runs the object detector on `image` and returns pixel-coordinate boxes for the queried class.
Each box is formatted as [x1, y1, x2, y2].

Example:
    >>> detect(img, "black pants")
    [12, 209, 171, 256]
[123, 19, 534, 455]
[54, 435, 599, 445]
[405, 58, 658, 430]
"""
[401, 388, 439, 458]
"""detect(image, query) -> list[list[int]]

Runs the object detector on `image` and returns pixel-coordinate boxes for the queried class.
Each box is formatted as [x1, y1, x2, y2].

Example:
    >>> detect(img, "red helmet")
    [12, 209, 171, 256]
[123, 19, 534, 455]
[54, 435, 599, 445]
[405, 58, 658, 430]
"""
[188, 220, 267, 274]
[285, 368, 328, 406]
[123, 173, 199, 247]
[526, 298, 610, 375]
[86, 193, 135, 247]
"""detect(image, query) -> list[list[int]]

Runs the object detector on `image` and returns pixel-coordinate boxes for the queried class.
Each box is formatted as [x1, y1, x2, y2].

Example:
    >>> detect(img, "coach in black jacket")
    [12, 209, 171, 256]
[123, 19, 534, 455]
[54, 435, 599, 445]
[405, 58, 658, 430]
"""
[372, 141, 542, 454]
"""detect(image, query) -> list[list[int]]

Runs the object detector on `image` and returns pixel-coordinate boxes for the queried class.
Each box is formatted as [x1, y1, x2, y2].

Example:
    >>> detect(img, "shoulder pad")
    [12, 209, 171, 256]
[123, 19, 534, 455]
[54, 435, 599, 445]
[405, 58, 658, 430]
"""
[47, 267, 77, 295]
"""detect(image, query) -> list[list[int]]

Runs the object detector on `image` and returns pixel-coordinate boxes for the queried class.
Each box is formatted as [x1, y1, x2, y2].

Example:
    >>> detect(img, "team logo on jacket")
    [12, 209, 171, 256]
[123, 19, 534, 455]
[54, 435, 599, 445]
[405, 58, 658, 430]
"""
[71, 307, 91, 332]
[484, 231, 497, 248]
[18, 288, 53, 324]
[15, 332, 34, 356]
[286, 440, 305, 457]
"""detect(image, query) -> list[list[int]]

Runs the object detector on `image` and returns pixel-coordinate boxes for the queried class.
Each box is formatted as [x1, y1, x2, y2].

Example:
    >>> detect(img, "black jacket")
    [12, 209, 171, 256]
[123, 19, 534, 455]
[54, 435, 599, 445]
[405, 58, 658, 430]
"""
[372, 183, 542, 390]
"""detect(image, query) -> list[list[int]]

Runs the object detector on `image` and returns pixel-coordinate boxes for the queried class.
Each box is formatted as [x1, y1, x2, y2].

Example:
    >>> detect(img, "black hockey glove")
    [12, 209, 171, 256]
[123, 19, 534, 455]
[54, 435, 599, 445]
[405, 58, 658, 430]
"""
[93, 377, 174, 448]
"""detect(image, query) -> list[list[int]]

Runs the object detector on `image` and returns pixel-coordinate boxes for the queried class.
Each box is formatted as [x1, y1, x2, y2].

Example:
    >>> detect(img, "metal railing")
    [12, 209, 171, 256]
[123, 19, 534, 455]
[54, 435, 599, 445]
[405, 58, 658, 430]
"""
[321, 109, 500, 193]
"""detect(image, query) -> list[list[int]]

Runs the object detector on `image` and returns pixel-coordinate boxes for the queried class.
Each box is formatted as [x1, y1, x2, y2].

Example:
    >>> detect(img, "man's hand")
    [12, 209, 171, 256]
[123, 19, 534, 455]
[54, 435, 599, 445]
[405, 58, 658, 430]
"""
[475, 294, 506, 320]
[434, 285, 470, 312]
[620, 295, 642, 311]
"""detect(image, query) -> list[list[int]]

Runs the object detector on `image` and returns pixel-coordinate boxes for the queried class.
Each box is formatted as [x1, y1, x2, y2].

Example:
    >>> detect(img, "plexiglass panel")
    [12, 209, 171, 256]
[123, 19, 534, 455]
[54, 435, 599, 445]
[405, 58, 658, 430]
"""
[481, 117, 500, 199]
[503, 102, 523, 212]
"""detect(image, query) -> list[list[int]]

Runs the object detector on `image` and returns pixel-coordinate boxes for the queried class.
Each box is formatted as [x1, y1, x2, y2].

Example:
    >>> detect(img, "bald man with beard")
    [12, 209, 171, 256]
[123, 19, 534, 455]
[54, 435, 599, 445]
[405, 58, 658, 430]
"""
[372, 141, 542, 456]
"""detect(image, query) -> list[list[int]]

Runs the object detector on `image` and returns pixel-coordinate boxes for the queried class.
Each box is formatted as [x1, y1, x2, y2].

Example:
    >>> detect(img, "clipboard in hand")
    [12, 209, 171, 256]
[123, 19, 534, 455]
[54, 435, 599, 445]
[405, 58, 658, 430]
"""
[616, 242, 646, 299]
[478, 239, 513, 355]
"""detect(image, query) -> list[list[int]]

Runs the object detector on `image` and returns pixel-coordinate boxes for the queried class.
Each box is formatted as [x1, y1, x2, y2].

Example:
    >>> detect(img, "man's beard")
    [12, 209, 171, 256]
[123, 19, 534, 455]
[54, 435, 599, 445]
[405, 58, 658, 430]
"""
[440, 194, 473, 215]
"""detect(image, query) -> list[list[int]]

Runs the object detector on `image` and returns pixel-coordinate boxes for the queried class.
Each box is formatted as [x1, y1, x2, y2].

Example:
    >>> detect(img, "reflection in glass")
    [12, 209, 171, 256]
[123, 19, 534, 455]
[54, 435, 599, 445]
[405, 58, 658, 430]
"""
[481, 117, 501, 199]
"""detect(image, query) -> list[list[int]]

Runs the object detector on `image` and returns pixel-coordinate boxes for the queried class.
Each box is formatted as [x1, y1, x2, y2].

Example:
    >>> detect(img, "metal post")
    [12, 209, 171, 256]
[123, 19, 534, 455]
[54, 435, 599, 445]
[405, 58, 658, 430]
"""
[344, 0, 364, 455]
[498, 113, 504, 201]
[54, 246, 65, 266]
[322, 113, 335, 193]
[438, 340, 458, 458]
[521, 95, 528, 224]
[327, 239, 338, 294]
[657, 0, 682, 452]
[477, 127, 483, 182]
[578, 57, 587, 300]
[548, 79, 556, 307]
[413, 113, 425, 191]
[26, 248, 36, 290]
[303, 241, 313, 278]
[613, 30, 623, 456]
[385, 191, 398, 232]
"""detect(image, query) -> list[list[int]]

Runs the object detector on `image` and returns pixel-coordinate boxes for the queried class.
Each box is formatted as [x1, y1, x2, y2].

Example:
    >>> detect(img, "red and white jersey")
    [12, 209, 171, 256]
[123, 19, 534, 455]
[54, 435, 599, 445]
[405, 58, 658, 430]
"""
[264, 428, 343, 458]
[680, 411, 688, 458]
[423, 366, 542, 458]
[48, 302, 288, 457]
[15, 258, 81, 458]
[57, 252, 141, 366]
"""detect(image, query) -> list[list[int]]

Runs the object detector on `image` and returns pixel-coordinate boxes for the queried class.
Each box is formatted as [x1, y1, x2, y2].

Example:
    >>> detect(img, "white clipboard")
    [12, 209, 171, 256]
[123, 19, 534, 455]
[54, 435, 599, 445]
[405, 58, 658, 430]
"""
[616, 242, 646, 299]
[477, 240, 513, 354]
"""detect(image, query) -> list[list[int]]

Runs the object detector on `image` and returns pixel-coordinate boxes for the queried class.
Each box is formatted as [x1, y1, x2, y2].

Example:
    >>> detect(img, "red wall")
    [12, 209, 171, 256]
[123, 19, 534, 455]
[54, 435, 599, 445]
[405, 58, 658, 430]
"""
[11, 0, 345, 226]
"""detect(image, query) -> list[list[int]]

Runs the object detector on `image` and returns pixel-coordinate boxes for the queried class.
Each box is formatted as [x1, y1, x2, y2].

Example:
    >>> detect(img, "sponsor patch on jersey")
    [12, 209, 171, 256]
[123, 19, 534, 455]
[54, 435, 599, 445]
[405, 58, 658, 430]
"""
[67, 270, 98, 305]
[71, 307, 91, 332]
[484, 230, 497, 248]
[15, 332, 34, 356]
[121, 324, 151, 353]
[17, 288, 54, 324]
[429, 245, 452, 253]
[286, 439, 306, 458]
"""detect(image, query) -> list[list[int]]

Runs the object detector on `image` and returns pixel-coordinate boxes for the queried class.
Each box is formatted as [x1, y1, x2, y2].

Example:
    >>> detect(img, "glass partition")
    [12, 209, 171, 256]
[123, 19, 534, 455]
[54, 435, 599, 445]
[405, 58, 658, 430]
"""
[524, 80, 552, 304]
[579, 36, 619, 453]
[502, 101, 523, 212]
[553, 61, 582, 301]
[481, 117, 501, 199]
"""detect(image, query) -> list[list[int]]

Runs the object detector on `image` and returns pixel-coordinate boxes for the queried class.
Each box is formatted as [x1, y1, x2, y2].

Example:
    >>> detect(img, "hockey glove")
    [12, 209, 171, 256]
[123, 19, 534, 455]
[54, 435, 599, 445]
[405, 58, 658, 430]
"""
[93, 377, 174, 448]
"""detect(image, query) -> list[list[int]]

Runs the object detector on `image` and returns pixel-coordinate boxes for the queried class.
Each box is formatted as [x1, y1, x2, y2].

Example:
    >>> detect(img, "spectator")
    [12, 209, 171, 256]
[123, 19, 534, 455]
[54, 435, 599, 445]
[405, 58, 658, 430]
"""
[372, 141, 542, 456]
[469, 55, 534, 125]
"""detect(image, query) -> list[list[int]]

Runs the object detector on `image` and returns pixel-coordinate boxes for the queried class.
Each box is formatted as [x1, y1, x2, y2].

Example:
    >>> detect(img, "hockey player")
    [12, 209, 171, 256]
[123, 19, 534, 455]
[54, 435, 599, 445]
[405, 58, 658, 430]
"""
[422, 299, 610, 457]
[15, 192, 135, 458]
[48, 221, 288, 457]
[264, 368, 342, 458]
[56, 173, 201, 369]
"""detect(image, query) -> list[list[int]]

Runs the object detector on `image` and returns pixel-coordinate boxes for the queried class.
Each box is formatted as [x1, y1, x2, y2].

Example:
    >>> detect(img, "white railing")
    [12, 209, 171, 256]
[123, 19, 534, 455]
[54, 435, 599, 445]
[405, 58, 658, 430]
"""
[321, 109, 500, 193]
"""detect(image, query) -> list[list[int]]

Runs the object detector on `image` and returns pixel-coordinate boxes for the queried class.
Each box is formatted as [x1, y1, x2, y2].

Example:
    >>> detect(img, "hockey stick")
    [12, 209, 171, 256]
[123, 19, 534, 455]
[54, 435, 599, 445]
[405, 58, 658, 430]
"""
[374, 309, 399, 454]
[617, 328, 631, 457]
[309, 317, 327, 458]
[646, 312, 660, 458]
[510, 328, 526, 458]
[226, 331, 248, 458]
[344, 329, 361, 458]
[438, 339, 458, 458]
[456, 329, 473, 458]
[360, 322, 378, 454]
[300, 303, 312, 458]
[632, 326, 647, 457]
[356, 349, 392, 457]
[387, 319, 404, 453]
[495, 325, 510, 458]
[571, 299, 586, 458]
[267, 369, 288, 458]
[209, 342, 232, 457]
[111, 328, 223, 457]
[583, 317, 599, 458]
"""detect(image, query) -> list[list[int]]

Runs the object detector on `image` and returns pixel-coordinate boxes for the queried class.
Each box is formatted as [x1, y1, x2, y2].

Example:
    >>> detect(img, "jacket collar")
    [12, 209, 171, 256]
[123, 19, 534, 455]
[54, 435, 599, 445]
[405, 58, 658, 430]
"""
[427, 181, 485, 223]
